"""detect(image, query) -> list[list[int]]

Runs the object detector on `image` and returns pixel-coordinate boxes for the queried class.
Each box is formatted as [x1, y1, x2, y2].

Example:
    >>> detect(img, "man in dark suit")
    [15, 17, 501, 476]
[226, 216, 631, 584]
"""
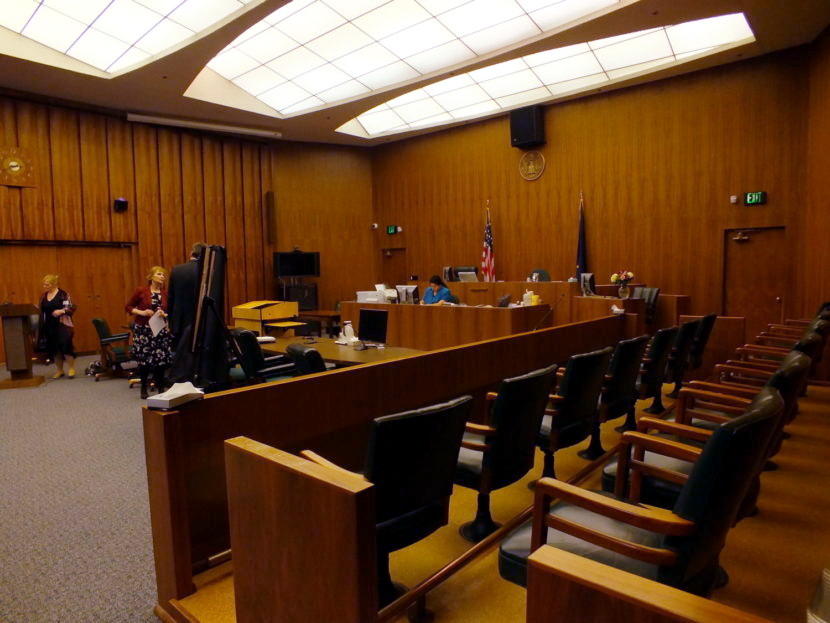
[168, 242, 205, 350]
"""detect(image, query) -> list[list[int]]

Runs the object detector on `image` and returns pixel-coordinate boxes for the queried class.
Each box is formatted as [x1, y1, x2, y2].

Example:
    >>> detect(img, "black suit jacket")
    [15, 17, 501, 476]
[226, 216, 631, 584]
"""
[168, 259, 199, 346]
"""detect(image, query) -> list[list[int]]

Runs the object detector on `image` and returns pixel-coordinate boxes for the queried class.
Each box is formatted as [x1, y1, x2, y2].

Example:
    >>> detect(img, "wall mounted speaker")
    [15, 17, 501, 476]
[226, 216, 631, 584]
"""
[113, 198, 128, 212]
[509, 106, 545, 149]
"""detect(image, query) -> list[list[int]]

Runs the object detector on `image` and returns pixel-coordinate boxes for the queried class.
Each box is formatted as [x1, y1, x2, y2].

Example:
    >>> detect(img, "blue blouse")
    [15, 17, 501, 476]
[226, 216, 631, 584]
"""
[423, 286, 452, 304]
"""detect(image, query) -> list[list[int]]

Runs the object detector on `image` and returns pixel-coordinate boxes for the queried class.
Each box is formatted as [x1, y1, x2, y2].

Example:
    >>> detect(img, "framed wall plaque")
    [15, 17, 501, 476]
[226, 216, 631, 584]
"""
[0, 146, 37, 188]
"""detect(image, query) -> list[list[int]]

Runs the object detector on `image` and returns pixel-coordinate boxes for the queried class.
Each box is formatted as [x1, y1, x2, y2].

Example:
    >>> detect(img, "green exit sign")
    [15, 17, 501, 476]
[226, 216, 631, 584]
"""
[386, 225, 397, 234]
[744, 191, 767, 206]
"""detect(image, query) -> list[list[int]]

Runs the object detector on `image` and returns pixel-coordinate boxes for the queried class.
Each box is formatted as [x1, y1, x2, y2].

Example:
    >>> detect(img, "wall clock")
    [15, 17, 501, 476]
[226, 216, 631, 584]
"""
[0, 146, 37, 188]
[519, 150, 545, 181]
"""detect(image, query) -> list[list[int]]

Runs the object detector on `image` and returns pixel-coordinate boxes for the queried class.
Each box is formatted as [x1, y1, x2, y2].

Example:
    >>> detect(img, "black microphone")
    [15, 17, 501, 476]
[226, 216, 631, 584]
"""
[533, 292, 567, 330]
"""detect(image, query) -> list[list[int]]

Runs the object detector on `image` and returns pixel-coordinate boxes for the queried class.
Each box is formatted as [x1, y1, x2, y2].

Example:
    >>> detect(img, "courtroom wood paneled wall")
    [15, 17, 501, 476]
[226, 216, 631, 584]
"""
[801, 28, 830, 316]
[372, 51, 809, 318]
[0, 97, 375, 360]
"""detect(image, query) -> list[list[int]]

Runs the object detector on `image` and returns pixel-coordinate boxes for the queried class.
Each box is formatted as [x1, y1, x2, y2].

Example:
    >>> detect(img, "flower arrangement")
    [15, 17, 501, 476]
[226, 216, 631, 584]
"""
[610, 270, 635, 286]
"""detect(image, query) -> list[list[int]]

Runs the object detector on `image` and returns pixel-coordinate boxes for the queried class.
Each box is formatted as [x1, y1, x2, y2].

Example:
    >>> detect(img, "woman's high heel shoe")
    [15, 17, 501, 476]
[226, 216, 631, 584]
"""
[52, 371, 64, 379]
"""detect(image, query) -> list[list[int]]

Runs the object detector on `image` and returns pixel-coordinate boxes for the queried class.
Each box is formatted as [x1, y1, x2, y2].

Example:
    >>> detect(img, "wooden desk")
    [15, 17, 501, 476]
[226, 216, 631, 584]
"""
[262, 336, 423, 365]
[654, 294, 691, 328]
[340, 301, 551, 350]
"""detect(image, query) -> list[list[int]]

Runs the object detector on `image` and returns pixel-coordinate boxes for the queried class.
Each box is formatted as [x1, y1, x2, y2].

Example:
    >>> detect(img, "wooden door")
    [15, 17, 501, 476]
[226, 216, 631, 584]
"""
[723, 227, 789, 343]
[379, 248, 407, 287]
[0, 245, 134, 360]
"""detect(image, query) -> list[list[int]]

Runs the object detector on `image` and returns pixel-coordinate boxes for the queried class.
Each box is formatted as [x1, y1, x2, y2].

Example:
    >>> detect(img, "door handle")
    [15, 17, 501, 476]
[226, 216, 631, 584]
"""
[775, 297, 782, 303]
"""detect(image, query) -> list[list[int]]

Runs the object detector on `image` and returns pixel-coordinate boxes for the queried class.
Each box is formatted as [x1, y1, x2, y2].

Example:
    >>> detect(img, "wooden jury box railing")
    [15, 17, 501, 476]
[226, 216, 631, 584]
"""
[142, 315, 627, 620]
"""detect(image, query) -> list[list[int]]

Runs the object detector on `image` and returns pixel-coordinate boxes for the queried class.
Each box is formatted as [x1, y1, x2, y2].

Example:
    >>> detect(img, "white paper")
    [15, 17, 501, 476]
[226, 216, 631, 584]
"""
[146, 382, 204, 409]
[149, 310, 167, 337]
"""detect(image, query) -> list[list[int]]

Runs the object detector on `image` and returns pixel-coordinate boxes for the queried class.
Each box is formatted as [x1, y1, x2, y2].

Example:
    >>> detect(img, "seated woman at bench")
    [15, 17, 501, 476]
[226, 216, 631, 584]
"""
[422, 275, 453, 305]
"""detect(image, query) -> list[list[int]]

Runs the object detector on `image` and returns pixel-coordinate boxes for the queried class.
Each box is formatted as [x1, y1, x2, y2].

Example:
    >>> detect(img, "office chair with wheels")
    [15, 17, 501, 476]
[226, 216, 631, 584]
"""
[91, 317, 134, 380]
[454, 365, 557, 542]
[640, 326, 679, 414]
[229, 329, 294, 383]
[664, 319, 702, 400]
[579, 335, 650, 460]
[499, 387, 783, 594]
[536, 347, 613, 479]
[302, 396, 472, 608]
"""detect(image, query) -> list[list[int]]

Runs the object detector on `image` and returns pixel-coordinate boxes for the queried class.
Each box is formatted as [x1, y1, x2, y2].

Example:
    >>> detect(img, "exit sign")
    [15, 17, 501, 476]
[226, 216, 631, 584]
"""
[386, 225, 397, 234]
[744, 191, 767, 206]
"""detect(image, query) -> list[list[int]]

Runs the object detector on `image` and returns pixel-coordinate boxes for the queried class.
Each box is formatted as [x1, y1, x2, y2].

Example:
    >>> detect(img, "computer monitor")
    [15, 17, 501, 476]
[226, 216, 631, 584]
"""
[359, 308, 388, 344]
[395, 285, 419, 304]
[580, 273, 596, 296]
[457, 271, 478, 282]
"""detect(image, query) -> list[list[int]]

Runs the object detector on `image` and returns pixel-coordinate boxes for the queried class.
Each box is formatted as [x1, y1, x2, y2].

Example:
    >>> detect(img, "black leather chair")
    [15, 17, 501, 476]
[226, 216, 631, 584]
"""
[579, 335, 650, 460]
[454, 365, 557, 542]
[91, 317, 133, 380]
[285, 342, 329, 376]
[632, 287, 660, 325]
[499, 387, 783, 595]
[662, 319, 701, 401]
[687, 313, 717, 373]
[639, 326, 678, 415]
[601, 354, 806, 511]
[302, 396, 472, 607]
[527, 269, 551, 281]
[230, 329, 294, 383]
[536, 348, 613, 479]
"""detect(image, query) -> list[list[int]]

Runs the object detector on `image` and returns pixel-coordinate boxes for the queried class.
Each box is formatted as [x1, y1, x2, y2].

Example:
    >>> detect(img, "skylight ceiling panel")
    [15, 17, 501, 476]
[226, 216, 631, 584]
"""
[667, 13, 753, 54]
[592, 30, 672, 71]
[533, 51, 603, 84]
[234, 65, 286, 95]
[236, 27, 297, 63]
[259, 81, 313, 111]
[359, 108, 407, 134]
[229, 19, 270, 47]
[352, 0, 432, 41]
[136, 18, 194, 54]
[431, 84, 490, 111]
[525, 43, 591, 66]
[282, 95, 324, 114]
[547, 72, 606, 95]
[324, 0, 396, 21]
[517, 0, 566, 11]
[135, 0, 184, 14]
[470, 58, 528, 82]
[267, 47, 326, 80]
[94, 0, 163, 46]
[306, 23, 373, 60]
[605, 56, 674, 80]
[461, 15, 540, 55]
[479, 68, 543, 98]
[109, 46, 151, 72]
[387, 88, 430, 107]
[208, 48, 259, 79]
[23, 6, 87, 52]
[358, 60, 420, 89]
[395, 98, 445, 123]
[338, 118, 369, 138]
[405, 40, 475, 74]
[0, 1, 38, 32]
[529, 0, 617, 31]
[69, 29, 132, 70]
[495, 85, 551, 107]
[438, 0, 525, 38]
[423, 74, 475, 96]
[293, 63, 352, 93]
[331, 43, 398, 77]
[43, 0, 111, 25]
[379, 19, 456, 59]
[317, 79, 371, 103]
[416, 0, 470, 14]
[590, 28, 660, 50]
[450, 99, 500, 119]
[265, 0, 315, 24]
[276, 2, 345, 44]
[170, 0, 243, 32]
[410, 112, 454, 129]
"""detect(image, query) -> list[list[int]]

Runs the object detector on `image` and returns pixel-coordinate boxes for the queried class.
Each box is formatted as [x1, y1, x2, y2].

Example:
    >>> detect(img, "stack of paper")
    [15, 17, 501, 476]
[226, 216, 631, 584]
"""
[147, 382, 205, 409]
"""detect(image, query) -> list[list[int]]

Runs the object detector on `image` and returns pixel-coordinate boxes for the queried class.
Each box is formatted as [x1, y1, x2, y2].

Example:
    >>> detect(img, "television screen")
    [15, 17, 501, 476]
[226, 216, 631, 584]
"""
[274, 252, 320, 277]
[358, 308, 388, 344]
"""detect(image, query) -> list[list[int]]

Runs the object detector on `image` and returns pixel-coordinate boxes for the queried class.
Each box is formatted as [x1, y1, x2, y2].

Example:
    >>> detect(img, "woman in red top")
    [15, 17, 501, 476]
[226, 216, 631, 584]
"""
[126, 266, 173, 399]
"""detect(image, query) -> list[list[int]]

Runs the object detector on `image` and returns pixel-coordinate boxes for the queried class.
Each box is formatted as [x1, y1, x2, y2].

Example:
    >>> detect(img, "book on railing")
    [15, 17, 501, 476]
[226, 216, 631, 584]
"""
[147, 382, 205, 409]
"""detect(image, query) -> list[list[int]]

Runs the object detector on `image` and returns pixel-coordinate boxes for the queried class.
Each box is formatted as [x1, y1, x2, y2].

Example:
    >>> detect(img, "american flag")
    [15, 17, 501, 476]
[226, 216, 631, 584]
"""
[481, 206, 495, 282]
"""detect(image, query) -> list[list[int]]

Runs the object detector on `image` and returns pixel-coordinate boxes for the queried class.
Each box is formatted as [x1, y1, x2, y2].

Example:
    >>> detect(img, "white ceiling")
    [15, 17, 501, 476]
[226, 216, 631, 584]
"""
[0, 0, 828, 146]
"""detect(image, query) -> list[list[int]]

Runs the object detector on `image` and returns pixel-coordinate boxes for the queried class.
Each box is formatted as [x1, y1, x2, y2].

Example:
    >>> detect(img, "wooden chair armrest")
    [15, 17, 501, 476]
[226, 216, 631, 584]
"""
[766, 324, 802, 335]
[688, 381, 759, 398]
[461, 439, 489, 452]
[785, 319, 811, 326]
[725, 359, 779, 372]
[486, 391, 498, 401]
[741, 343, 789, 354]
[300, 450, 366, 481]
[735, 346, 786, 359]
[548, 394, 565, 404]
[685, 408, 730, 424]
[620, 432, 703, 463]
[714, 363, 773, 380]
[636, 417, 714, 442]
[535, 478, 695, 536]
[677, 387, 752, 407]
[466, 422, 496, 435]
[756, 334, 795, 346]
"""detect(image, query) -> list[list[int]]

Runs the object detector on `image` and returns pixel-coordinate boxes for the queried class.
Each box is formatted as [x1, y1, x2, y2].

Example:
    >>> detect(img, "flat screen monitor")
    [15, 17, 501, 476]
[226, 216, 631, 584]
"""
[580, 273, 596, 296]
[395, 285, 419, 304]
[359, 308, 388, 344]
[274, 251, 320, 277]
[457, 271, 478, 282]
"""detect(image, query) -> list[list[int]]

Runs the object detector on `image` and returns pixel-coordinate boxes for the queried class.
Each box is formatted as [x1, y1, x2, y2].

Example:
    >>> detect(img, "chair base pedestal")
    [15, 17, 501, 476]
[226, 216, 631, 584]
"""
[459, 518, 501, 543]
[577, 436, 605, 461]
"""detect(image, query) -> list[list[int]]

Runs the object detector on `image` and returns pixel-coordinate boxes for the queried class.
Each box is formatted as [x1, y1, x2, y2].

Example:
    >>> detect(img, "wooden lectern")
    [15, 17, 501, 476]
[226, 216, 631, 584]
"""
[0, 303, 44, 389]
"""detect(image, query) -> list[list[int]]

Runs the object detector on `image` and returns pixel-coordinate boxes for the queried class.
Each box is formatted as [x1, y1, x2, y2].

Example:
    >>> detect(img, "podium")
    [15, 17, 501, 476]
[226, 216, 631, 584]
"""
[0, 303, 44, 390]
